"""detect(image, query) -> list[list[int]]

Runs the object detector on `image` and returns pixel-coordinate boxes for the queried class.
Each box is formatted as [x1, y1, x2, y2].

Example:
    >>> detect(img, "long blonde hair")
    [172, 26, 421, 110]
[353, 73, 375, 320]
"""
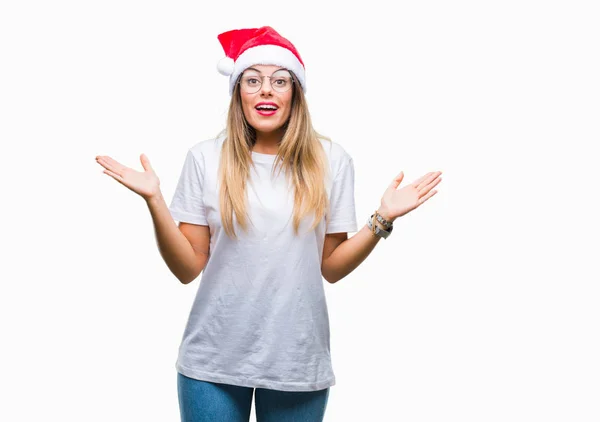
[216, 71, 331, 239]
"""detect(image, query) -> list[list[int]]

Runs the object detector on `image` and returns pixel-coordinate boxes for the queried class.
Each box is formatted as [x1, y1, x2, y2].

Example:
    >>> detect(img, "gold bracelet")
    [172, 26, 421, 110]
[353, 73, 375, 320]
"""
[371, 212, 377, 235]
[370, 210, 394, 237]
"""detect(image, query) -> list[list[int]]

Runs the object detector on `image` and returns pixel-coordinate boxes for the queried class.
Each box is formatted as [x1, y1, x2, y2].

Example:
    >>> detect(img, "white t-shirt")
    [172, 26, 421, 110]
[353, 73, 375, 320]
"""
[168, 135, 358, 392]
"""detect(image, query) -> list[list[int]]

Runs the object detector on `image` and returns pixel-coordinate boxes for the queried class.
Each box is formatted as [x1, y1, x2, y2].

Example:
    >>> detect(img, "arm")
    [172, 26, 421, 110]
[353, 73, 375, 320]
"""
[322, 170, 443, 284]
[146, 192, 209, 285]
[321, 207, 392, 284]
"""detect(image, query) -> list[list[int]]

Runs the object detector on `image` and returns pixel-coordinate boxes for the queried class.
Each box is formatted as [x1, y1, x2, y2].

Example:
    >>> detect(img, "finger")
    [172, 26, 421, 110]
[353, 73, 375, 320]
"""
[388, 171, 404, 191]
[96, 156, 121, 176]
[99, 156, 129, 175]
[418, 189, 438, 205]
[417, 172, 438, 190]
[418, 176, 442, 197]
[103, 168, 125, 185]
[140, 153, 153, 172]
[95, 157, 117, 174]
[96, 156, 113, 168]
[412, 172, 434, 189]
[416, 171, 441, 191]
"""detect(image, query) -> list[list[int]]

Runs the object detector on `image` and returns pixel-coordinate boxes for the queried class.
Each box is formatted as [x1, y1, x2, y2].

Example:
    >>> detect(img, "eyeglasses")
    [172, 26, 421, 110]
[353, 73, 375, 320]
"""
[238, 69, 294, 94]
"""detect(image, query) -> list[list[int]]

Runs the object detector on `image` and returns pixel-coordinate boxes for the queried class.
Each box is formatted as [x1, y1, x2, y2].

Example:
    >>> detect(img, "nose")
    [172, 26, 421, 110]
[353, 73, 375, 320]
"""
[259, 76, 273, 96]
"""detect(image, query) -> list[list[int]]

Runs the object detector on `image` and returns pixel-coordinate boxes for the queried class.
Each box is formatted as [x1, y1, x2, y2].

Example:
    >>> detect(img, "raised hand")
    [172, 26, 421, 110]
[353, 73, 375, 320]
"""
[378, 171, 442, 221]
[95, 153, 161, 201]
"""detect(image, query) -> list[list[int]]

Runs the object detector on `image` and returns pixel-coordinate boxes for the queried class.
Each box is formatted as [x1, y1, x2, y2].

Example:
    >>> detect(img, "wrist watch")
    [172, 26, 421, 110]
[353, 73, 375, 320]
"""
[367, 215, 393, 239]
[375, 212, 393, 229]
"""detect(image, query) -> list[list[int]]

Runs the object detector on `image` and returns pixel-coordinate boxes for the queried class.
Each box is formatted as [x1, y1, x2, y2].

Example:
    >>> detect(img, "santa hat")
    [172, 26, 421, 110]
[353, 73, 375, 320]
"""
[216, 26, 306, 96]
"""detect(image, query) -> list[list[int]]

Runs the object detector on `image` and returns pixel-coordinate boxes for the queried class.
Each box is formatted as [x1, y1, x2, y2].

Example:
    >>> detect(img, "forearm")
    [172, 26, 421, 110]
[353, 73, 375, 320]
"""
[146, 192, 205, 284]
[323, 209, 393, 284]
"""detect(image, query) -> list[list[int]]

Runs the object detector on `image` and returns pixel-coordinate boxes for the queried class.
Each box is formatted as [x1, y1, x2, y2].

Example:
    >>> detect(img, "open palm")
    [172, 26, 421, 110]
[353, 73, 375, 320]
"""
[380, 171, 442, 221]
[95, 153, 160, 201]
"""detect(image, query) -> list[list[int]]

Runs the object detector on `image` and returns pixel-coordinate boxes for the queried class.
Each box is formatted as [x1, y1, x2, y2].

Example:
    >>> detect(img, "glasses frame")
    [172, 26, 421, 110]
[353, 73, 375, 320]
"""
[237, 69, 295, 94]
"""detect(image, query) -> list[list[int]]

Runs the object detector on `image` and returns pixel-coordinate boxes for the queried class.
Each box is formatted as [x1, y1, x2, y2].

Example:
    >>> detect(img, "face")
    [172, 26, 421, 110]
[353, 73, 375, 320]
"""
[239, 64, 294, 137]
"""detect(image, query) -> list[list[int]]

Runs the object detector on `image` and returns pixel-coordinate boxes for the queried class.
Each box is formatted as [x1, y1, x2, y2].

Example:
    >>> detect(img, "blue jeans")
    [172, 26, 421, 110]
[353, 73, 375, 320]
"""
[177, 372, 330, 421]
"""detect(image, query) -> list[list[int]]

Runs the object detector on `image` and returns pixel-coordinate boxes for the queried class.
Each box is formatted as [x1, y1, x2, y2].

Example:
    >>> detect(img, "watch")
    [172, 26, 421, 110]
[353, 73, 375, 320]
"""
[367, 215, 393, 239]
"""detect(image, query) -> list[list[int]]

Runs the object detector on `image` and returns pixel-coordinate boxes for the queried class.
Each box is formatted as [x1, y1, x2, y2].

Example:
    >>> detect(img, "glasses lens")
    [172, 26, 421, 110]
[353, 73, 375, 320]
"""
[271, 70, 293, 93]
[240, 74, 261, 93]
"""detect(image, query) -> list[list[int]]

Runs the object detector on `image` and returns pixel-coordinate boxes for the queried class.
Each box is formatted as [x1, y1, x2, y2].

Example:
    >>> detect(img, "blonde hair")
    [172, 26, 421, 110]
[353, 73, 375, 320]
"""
[216, 71, 332, 239]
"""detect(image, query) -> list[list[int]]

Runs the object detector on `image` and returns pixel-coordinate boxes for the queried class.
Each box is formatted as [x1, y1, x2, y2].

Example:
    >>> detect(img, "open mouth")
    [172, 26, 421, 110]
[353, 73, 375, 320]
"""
[255, 103, 279, 116]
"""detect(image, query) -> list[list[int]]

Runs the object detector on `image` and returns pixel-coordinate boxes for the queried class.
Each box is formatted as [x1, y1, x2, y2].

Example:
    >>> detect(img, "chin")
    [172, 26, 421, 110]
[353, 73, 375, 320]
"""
[253, 122, 285, 133]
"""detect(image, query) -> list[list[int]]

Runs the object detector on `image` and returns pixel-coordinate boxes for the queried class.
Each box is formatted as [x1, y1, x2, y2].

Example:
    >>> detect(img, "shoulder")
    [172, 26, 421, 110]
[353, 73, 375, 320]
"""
[318, 138, 353, 177]
[187, 135, 226, 163]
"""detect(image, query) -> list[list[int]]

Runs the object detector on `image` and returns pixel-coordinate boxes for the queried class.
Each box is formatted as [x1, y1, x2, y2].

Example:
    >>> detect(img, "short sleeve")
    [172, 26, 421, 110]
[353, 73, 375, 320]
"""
[168, 149, 208, 225]
[326, 156, 359, 234]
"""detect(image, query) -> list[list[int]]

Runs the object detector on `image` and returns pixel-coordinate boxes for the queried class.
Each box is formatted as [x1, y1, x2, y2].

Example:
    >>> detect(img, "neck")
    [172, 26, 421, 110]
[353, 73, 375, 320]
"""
[253, 129, 284, 153]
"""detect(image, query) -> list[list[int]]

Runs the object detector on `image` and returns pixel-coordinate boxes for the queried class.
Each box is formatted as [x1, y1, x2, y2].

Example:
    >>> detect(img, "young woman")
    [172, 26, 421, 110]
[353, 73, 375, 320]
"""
[95, 26, 442, 422]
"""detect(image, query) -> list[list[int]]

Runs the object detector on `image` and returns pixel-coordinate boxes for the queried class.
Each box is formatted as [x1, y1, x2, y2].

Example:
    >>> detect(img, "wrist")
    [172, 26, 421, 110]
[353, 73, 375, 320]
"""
[377, 206, 396, 223]
[145, 191, 164, 206]
[372, 217, 388, 230]
[367, 213, 393, 239]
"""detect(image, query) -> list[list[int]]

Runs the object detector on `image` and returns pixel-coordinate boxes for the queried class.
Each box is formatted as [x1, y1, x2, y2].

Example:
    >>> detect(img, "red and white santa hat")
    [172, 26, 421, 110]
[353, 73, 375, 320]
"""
[216, 26, 306, 96]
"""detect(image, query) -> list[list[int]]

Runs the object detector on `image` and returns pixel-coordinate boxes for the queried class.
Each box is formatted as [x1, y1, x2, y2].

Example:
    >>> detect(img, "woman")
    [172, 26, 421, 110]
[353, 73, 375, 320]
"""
[95, 26, 442, 422]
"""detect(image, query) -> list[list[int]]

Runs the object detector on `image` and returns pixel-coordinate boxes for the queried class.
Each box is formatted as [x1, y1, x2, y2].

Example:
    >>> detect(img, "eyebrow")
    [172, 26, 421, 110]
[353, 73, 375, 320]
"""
[244, 67, 287, 74]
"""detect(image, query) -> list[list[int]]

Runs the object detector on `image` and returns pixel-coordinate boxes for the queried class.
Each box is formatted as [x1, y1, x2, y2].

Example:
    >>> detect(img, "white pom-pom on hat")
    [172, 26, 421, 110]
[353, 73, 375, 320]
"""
[217, 57, 235, 76]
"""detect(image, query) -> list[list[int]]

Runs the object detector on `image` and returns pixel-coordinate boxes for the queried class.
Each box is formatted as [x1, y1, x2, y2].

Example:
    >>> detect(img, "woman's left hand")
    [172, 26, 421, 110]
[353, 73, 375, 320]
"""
[378, 171, 443, 222]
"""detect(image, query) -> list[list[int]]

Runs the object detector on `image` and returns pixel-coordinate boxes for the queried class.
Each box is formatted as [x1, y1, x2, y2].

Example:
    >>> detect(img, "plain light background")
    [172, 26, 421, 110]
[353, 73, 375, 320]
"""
[1, 0, 598, 420]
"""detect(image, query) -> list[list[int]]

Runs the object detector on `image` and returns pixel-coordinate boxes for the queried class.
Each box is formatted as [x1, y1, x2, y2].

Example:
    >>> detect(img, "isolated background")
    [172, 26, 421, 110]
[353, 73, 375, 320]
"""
[1, 0, 598, 420]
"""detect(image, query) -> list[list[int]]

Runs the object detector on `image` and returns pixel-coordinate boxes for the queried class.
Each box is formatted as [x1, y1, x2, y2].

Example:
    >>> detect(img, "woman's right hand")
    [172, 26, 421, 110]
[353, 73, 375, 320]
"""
[95, 153, 161, 201]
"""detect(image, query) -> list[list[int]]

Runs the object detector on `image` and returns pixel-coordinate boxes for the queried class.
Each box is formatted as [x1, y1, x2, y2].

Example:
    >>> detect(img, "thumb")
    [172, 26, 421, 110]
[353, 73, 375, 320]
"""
[388, 171, 404, 191]
[140, 153, 153, 172]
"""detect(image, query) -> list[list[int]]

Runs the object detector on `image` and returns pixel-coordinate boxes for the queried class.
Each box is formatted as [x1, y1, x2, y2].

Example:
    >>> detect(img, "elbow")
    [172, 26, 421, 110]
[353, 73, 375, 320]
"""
[178, 274, 194, 285]
[179, 257, 208, 285]
[321, 264, 340, 284]
[321, 266, 332, 284]
[178, 266, 203, 285]
[323, 275, 335, 284]
[325, 274, 344, 284]
[323, 268, 348, 284]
